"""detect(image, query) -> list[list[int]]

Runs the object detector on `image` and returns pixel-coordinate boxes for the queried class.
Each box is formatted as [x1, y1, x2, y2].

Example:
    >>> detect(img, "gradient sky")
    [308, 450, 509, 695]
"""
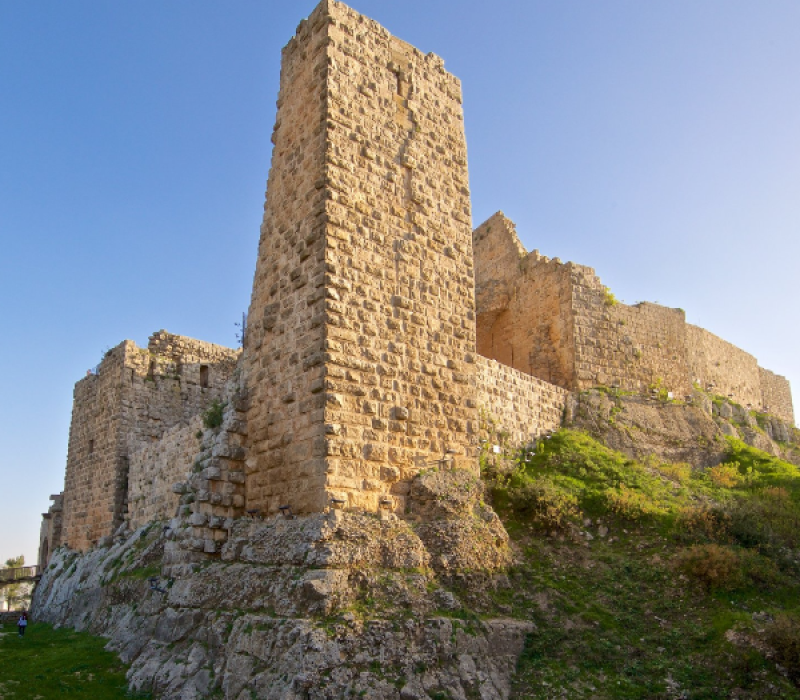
[1, 1, 798, 567]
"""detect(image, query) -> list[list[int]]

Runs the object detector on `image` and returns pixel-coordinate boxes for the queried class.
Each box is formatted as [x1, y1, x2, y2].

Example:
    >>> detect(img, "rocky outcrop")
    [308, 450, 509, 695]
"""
[33, 469, 526, 700]
[565, 389, 798, 467]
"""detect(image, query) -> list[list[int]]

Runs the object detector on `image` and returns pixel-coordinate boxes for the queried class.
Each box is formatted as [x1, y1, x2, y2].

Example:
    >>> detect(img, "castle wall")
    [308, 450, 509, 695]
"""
[242, 4, 330, 515]
[473, 215, 575, 388]
[61, 333, 238, 551]
[686, 324, 762, 408]
[473, 216, 793, 423]
[127, 417, 202, 530]
[759, 367, 794, 425]
[475, 356, 567, 445]
[38, 494, 63, 571]
[61, 345, 129, 552]
[245, 1, 478, 516]
[572, 262, 691, 396]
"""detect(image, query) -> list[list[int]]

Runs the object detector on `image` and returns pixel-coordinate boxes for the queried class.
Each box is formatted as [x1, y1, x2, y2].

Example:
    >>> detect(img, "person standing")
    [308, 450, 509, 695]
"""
[17, 612, 27, 637]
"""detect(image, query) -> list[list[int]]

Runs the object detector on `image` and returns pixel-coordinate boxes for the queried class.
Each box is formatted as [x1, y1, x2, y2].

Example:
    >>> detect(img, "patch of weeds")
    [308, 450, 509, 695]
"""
[202, 399, 226, 430]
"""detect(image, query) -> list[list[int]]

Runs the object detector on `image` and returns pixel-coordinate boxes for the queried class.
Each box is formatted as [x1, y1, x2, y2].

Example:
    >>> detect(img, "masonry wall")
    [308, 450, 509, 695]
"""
[759, 368, 794, 425]
[38, 494, 63, 571]
[474, 214, 575, 388]
[475, 356, 567, 446]
[473, 213, 792, 422]
[127, 417, 203, 531]
[61, 345, 129, 552]
[242, 3, 330, 515]
[572, 263, 691, 396]
[245, 0, 478, 516]
[61, 333, 238, 551]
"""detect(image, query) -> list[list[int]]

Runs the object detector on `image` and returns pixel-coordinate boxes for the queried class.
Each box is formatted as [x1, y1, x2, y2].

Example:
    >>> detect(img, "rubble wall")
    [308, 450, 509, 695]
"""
[475, 356, 567, 445]
[127, 417, 203, 530]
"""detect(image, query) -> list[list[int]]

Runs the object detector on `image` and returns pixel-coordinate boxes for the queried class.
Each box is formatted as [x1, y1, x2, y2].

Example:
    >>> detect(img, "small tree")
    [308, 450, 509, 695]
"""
[2, 555, 32, 611]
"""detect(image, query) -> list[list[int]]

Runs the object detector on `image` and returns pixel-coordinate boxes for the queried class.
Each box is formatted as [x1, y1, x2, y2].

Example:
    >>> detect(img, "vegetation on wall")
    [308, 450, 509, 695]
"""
[201, 399, 226, 430]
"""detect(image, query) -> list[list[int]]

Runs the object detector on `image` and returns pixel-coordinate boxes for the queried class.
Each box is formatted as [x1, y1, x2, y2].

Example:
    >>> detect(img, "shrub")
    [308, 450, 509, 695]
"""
[708, 462, 743, 488]
[655, 461, 692, 485]
[726, 487, 800, 551]
[202, 399, 226, 430]
[674, 504, 729, 544]
[675, 544, 741, 591]
[504, 476, 580, 530]
[604, 483, 664, 520]
[766, 613, 800, 685]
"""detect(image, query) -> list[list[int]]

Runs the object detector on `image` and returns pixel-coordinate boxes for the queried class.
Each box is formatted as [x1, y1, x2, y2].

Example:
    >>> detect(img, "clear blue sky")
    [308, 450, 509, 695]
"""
[2, 1, 798, 567]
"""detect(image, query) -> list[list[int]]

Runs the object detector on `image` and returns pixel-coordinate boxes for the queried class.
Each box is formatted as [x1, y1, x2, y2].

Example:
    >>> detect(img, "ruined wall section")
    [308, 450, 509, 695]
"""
[320, 2, 478, 514]
[759, 368, 794, 425]
[243, 5, 330, 514]
[473, 212, 525, 323]
[473, 213, 575, 388]
[61, 333, 238, 552]
[127, 416, 203, 530]
[123, 332, 239, 455]
[475, 356, 567, 446]
[38, 494, 63, 571]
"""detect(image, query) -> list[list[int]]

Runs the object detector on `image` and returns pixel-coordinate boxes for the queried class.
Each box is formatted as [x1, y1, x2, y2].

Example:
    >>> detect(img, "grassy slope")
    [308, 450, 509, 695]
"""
[0, 622, 150, 699]
[486, 430, 800, 699]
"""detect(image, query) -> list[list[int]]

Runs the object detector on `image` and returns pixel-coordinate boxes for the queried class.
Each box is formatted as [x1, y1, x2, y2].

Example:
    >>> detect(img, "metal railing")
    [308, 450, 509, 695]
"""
[0, 566, 38, 583]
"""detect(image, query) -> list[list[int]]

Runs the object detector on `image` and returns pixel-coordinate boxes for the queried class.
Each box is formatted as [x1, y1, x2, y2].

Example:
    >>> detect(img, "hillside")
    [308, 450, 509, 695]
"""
[29, 391, 800, 699]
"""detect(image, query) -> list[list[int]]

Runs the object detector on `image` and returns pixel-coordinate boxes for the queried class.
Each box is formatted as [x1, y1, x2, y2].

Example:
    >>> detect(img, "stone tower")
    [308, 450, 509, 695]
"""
[244, 0, 478, 515]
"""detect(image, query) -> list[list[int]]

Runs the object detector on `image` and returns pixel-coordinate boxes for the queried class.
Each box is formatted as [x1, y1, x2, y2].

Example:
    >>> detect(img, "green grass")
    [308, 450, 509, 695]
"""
[483, 429, 800, 698]
[0, 622, 150, 699]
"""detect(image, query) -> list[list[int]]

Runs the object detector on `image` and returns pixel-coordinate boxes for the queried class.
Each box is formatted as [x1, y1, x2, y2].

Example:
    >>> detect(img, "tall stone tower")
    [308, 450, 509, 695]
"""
[244, 0, 478, 515]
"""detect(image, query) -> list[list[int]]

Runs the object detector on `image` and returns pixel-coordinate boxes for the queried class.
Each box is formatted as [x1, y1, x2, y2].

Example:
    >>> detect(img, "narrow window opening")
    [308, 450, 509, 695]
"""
[88, 439, 94, 455]
[147, 359, 155, 380]
[200, 365, 209, 389]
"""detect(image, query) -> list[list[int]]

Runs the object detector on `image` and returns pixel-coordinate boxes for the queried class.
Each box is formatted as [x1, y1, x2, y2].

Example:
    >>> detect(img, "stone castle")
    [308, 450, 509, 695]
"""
[38, 0, 793, 569]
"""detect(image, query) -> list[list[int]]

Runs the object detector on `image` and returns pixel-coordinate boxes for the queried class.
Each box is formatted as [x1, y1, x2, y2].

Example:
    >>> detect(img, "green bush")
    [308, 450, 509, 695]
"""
[504, 476, 580, 530]
[202, 399, 226, 430]
[604, 483, 666, 520]
[726, 486, 800, 552]
[675, 544, 781, 592]
[674, 504, 729, 544]
[675, 544, 742, 591]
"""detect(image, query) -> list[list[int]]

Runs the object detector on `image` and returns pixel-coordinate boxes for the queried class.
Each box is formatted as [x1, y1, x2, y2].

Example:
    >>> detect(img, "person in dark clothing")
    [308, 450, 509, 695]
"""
[17, 613, 28, 637]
